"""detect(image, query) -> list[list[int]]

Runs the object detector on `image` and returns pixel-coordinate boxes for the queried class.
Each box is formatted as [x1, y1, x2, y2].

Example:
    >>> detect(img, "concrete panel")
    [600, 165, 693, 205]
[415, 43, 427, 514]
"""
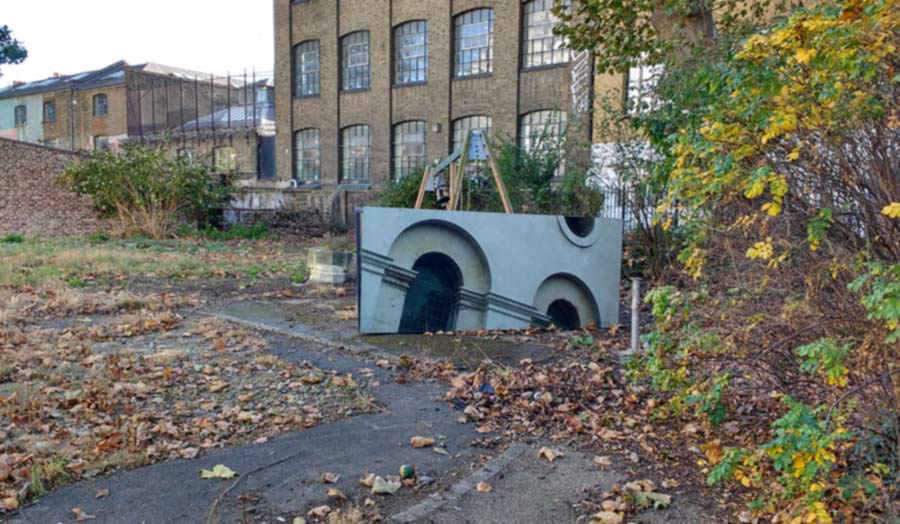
[358, 207, 622, 334]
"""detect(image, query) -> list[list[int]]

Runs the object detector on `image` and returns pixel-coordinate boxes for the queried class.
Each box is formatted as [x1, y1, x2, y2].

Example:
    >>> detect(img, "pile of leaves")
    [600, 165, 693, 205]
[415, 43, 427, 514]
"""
[0, 304, 371, 512]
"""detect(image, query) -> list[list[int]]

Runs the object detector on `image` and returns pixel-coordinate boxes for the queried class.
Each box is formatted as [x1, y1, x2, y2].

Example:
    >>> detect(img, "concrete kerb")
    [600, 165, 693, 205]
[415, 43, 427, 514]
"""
[389, 442, 530, 524]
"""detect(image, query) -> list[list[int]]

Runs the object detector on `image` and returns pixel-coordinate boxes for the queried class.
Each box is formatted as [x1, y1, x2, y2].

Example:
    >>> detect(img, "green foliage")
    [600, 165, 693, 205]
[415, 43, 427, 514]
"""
[60, 145, 235, 239]
[849, 262, 900, 344]
[198, 223, 275, 241]
[378, 130, 605, 218]
[0, 25, 27, 75]
[376, 168, 440, 210]
[1, 233, 24, 244]
[796, 339, 852, 388]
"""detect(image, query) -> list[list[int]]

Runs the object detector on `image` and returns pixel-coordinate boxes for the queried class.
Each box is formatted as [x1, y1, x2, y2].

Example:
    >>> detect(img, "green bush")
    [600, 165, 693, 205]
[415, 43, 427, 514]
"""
[1, 233, 24, 244]
[60, 145, 235, 239]
[199, 223, 275, 241]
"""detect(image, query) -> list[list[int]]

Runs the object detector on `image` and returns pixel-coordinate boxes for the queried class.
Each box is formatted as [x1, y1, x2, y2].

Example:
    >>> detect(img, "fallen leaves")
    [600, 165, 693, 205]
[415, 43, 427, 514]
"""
[410, 436, 435, 448]
[593, 455, 612, 467]
[590, 511, 623, 524]
[321, 471, 340, 484]
[95, 489, 109, 499]
[538, 447, 564, 462]
[475, 481, 493, 493]
[71, 507, 97, 521]
[200, 464, 238, 479]
[371, 476, 402, 495]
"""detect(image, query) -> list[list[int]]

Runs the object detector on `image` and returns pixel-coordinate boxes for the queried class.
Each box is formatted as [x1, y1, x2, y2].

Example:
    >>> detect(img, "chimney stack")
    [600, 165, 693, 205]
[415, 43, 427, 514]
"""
[53, 72, 60, 78]
[12, 81, 25, 87]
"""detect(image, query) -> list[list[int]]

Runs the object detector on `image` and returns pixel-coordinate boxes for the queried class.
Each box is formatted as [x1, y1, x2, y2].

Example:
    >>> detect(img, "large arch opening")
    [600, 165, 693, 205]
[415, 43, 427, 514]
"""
[547, 299, 581, 330]
[399, 252, 463, 333]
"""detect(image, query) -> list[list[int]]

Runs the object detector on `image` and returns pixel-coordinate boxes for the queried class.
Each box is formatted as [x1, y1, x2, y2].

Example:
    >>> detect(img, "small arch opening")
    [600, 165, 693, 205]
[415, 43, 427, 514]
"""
[399, 252, 462, 333]
[564, 216, 595, 238]
[547, 299, 581, 330]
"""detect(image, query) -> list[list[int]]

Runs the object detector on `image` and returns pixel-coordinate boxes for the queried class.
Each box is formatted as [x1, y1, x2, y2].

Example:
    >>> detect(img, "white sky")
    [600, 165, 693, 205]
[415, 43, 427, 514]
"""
[1, 0, 275, 86]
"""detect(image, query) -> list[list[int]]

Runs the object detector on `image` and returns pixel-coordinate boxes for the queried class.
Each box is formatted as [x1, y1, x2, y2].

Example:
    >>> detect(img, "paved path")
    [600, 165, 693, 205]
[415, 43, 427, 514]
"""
[7, 301, 717, 524]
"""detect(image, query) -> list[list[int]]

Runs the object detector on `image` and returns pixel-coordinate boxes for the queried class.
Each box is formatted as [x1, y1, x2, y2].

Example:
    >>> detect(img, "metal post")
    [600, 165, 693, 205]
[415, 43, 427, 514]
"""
[631, 277, 642, 353]
[226, 72, 231, 129]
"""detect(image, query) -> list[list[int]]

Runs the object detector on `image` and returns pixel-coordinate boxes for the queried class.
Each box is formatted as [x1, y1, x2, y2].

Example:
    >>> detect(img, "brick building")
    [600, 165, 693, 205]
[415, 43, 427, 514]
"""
[273, 0, 604, 220]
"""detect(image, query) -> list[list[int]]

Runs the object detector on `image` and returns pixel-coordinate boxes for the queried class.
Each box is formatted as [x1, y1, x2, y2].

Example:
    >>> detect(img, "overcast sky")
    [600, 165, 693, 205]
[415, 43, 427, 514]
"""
[1, 0, 275, 86]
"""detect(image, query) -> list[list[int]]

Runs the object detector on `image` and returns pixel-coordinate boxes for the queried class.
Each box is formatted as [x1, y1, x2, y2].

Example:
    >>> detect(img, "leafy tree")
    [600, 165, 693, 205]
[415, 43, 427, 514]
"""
[0, 25, 27, 78]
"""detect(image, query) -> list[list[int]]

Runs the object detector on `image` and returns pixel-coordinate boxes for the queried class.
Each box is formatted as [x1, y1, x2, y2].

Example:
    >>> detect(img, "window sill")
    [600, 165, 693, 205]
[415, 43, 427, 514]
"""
[294, 93, 321, 100]
[291, 180, 321, 189]
[453, 73, 493, 81]
[393, 81, 428, 89]
[341, 87, 371, 94]
[521, 62, 570, 73]
[337, 182, 372, 191]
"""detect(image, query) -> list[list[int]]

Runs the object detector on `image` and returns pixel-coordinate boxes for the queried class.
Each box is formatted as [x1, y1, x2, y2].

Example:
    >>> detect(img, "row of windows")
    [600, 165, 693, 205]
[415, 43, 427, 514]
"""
[292, 2, 569, 97]
[12, 94, 109, 126]
[292, 110, 567, 183]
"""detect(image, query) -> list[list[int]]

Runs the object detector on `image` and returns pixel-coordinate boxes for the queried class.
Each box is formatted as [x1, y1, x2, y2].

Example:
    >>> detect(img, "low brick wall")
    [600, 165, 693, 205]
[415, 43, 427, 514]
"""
[0, 138, 106, 237]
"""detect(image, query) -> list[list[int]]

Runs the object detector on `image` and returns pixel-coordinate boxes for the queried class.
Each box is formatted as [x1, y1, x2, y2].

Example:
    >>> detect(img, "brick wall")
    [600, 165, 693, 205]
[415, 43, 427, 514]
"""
[0, 138, 106, 237]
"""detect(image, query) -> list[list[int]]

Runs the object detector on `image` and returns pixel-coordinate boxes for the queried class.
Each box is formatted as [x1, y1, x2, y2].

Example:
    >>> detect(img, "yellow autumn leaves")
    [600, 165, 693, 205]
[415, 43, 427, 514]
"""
[883, 202, 900, 219]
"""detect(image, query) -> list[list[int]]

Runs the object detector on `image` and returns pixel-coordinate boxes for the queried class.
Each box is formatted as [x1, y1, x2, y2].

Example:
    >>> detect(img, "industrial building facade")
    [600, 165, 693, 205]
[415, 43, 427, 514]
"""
[273, 0, 597, 199]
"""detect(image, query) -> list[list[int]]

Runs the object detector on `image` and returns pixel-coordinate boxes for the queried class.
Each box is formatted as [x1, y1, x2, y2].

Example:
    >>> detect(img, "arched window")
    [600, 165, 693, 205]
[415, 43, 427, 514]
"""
[522, 0, 570, 68]
[340, 125, 370, 182]
[393, 121, 427, 180]
[93, 94, 108, 117]
[454, 9, 494, 78]
[452, 115, 491, 152]
[213, 146, 237, 172]
[13, 105, 26, 126]
[519, 110, 566, 153]
[341, 31, 370, 91]
[294, 129, 321, 182]
[294, 40, 320, 97]
[394, 21, 428, 85]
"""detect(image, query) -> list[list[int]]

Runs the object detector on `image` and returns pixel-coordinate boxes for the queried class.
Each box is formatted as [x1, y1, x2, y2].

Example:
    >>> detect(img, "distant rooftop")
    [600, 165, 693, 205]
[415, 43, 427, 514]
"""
[176, 101, 275, 133]
[0, 61, 273, 99]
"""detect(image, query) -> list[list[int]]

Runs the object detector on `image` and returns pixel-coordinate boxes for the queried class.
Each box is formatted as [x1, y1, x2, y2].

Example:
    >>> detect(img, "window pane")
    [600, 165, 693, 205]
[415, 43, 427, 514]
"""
[14, 105, 26, 126]
[395, 21, 428, 85]
[342, 32, 370, 91]
[393, 121, 427, 180]
[452, 115, 492, 152]
[214, 147, 237, 171]
[93, 94, 108, 116]
[455, 9, 494, 77]
[519, 110, 567, 176]
[341, 125, 370, 181]
[523, 0, 570, 68]
[294, 129, 321, 181]
[295, 41, 320, 96]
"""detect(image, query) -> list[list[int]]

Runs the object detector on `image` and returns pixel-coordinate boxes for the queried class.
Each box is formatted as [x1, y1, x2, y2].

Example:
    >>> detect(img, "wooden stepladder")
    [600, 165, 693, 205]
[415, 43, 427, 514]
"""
[414, 130, 513, 214]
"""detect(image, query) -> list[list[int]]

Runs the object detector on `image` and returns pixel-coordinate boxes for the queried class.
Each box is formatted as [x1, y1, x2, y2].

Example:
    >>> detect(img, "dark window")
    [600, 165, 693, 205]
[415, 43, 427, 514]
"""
[93, 94, 108, 117]
[341, 31, 370, 91]
[43, 101, 56, 123]
[393, 121, 427, 180]
[14, 105, 26, 126]
[94, 135, 110, 151]
[294, 40, 320, 97]
[214, 146, 237, 172]
[394, 21, 428, 85]
[454, 9, 494, 77]
[452, 115, 491, 152]
[523, 0, 570, 68]
[294, 129, 321, 182]
[340, 125, 370, 182]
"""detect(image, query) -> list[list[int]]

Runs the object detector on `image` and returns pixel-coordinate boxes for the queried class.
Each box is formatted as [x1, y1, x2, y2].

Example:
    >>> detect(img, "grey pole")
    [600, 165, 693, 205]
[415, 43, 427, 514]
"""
[631, 277, 642, 353]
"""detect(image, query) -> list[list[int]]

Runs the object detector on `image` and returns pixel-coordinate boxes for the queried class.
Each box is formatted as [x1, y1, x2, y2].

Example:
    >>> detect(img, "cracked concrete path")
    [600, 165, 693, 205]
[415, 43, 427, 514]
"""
[6, 300, 718, 524]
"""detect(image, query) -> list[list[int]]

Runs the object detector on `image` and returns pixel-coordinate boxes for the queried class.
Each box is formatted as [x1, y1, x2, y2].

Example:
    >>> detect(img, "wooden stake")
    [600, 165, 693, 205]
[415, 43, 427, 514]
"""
[482, 139, 513, 214]
[448, 162, 457, 211]
[414, 167, 430, 209]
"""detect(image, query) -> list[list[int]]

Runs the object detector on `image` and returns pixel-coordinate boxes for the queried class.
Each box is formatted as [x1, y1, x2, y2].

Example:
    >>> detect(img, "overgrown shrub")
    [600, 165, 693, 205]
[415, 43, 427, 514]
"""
[624, 1, 900, 522]
[60, 145, 234, 239]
